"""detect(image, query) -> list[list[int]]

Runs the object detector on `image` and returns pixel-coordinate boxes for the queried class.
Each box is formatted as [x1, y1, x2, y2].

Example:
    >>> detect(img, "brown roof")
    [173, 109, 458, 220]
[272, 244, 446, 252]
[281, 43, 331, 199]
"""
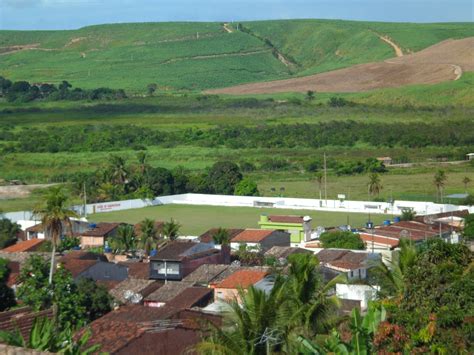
[119, 261, 150, 279]
[359, 234, 400, 248]
[199, 228, 244, 243]
[145, 281, 195, 302]
[216, 269, 267, 289]
[83, 305, 215, 354]
[268, 215, 305, 224]
[166, 287, 213, 310]
[150, 241, 218, 261]
[80, 222, 121, 237]
[231, 229, 274, 243]
[2, 239, 45, 253]
[25, 223, 44, 233]
[415, 210, 469, 223]
[110, 279, 163, 304]
[182, 264, 232, 284]
[0, 307, 54, 341]
[265, 246, 313, 259]
[317, 250, 369, 271]
[59, 259, 98, 278]
[61, 250, 108, 262]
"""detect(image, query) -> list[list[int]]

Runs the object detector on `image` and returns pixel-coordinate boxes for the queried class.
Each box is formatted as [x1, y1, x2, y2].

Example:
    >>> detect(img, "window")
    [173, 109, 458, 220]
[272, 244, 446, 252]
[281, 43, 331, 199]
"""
[349, 271, 353, 278]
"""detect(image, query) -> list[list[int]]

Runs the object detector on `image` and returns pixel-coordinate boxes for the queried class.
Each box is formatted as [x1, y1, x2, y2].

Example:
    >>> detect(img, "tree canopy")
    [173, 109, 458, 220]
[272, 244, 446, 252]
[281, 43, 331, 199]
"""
[319, 231, 365, 250]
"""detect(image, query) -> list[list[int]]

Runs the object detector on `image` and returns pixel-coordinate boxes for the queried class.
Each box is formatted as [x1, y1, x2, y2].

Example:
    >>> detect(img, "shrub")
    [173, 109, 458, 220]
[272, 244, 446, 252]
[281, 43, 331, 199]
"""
[319, 231, 365, 250]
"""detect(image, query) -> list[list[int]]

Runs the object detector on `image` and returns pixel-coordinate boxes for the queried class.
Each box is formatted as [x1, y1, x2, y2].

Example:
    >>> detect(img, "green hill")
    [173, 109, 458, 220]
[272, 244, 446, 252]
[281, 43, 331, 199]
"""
[0, 20, 472, 92]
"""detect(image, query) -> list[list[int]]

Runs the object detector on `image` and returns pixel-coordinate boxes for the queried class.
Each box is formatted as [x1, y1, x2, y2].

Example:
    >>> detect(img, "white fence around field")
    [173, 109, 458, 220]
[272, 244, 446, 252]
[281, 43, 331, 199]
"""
[3, 193, 472, 223]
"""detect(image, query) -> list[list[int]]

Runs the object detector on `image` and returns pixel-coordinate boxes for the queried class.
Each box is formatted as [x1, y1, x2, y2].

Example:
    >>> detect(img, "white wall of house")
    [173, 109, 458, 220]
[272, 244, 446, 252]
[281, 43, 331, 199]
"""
[336, 284, 379, 310]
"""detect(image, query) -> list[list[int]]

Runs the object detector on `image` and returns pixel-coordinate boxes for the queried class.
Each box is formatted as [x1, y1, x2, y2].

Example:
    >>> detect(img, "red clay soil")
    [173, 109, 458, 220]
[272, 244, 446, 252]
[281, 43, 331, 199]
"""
[206, 37, 474, 94]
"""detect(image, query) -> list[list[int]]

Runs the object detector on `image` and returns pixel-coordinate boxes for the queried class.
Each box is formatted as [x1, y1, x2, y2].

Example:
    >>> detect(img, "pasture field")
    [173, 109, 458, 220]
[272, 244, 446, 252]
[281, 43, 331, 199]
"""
[89, 204, 389, 235]
[1, 20, 472, 92]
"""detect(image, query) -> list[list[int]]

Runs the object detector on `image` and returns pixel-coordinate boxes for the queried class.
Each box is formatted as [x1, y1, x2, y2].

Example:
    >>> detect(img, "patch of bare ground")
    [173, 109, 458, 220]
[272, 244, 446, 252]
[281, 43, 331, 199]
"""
[206, 37, 474, 94]
[0, 184, 56, 200]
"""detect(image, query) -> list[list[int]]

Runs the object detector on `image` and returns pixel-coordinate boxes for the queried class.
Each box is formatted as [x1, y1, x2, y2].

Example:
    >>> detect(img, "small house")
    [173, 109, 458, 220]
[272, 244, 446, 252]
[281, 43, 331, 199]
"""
[79, 222, 123, 248]
[316, 249, 374, 281]
[230, 229, 290, 252]
[214, 269, 268, 303]
[466, 153, 474, 161]
[258, 215, 312, 245]
[149, 241, 229, 281]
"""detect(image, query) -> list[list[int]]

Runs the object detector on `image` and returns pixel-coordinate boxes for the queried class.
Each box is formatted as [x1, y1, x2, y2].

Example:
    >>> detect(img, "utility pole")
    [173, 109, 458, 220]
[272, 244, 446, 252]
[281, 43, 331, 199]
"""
[83, 182, 87, 218]
[323, 153, 328, 206]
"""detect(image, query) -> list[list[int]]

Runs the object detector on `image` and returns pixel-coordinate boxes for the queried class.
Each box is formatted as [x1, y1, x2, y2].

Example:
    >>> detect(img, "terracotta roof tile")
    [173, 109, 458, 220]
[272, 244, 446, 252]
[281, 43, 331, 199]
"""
[268, 215, 305, 224]
[359, 234, 400, 248]
[0, 307, 53, 341]
[110, 279, 163, 304]
[119, 261, 150, 279]
[216, 270, 267, 289]
[59, 259, 98, 278]
[2, 239, 45, 253]
[231, 229, 274, 243]
[150, 241, 217, 261]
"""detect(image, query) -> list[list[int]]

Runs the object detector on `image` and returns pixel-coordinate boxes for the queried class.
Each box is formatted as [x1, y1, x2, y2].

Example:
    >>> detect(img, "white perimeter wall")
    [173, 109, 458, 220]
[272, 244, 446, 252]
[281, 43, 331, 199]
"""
[3, 193, 473, 223]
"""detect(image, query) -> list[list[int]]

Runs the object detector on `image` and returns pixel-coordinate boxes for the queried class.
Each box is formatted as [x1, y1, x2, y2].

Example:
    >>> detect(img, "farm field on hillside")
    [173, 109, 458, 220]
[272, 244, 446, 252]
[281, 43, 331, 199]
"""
[89, 204, 389, 235]
[1, 20, 472, 92]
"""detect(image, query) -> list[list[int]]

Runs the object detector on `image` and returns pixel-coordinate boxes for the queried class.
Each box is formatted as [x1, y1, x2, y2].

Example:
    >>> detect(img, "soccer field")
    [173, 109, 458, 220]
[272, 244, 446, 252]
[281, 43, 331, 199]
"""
[89, 204, 389, 235]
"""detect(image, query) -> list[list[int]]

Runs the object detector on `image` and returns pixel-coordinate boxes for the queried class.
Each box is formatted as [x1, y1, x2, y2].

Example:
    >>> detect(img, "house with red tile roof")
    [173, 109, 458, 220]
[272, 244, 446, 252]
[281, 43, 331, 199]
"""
[1, 239, 45, 253]
[214, 269, 268, 302]
[316, 249, 376, 281]
[359, 220, 453, 252]
[230, 229, 290, 252]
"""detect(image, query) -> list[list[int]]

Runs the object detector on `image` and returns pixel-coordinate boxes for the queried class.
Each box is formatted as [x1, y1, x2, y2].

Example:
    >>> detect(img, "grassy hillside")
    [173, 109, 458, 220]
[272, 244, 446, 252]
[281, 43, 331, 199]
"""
[0, 20, 472, 92]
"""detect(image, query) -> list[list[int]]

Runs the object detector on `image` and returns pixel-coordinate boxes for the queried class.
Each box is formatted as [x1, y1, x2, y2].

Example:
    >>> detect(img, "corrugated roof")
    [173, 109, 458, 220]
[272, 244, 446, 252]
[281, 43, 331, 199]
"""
[231, 229, 274, 243]
[1, 239, 45, 253]
[216, 270, 267, 289]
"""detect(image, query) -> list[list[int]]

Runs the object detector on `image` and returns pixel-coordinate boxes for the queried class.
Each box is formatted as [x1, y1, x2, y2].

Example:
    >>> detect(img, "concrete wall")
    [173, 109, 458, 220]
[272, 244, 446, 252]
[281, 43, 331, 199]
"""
[4, 193, 473, 223]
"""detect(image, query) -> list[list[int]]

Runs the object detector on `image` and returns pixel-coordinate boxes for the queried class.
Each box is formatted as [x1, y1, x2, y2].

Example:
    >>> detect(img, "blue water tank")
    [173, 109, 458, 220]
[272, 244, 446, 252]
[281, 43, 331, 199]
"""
[104, 246, 112, 253]
[393, 217, 401, 223]
[150, 249, 157, 257]
[88, 223, 97, 229]
[383, 220, 391, 226]
[72, 246, 81, 251]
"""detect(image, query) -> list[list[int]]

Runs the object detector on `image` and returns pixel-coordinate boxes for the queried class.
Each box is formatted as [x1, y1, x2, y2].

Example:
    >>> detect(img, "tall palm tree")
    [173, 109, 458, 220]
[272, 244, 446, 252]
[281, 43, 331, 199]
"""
[33, 187, 78, 284]
[462, 176, 471, 194]
[433, 170, 447, 203]
[197, 277, 299, 355]
[212, 227, 230, 246]
[286, 254, 345, 335]
[368, 173, 382, 199]
[109, 155, 128, 185]
[370, 238, 417, 299]
[136, 151, 149, 175]
[314, 172, 323, 201]
[138, 218, 159, 256]
[110, 225, 137, 254]
[162, 219, 181, 240]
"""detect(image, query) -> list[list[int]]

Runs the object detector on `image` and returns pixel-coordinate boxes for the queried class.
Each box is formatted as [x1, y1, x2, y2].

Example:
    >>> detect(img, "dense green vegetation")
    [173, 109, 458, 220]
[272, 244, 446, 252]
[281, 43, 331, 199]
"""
[0, 20, 472, 92]
[319, 230, 365, 249]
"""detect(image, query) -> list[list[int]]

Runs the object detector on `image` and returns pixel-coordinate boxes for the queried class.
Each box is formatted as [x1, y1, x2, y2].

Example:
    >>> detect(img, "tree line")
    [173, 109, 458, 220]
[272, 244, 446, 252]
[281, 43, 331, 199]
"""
[71, 154, 259, 202]
[3, 120, 473, 155]
[0, 76, 126, 103]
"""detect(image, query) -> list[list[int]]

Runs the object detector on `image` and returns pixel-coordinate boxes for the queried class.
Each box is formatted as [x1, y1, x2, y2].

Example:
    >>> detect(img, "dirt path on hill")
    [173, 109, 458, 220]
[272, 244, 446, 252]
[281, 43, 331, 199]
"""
[223, 23, 233, 33]
[378, 35, 404, 57]
[161, 49, 271, 64]
[0, 184, 57, 200]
